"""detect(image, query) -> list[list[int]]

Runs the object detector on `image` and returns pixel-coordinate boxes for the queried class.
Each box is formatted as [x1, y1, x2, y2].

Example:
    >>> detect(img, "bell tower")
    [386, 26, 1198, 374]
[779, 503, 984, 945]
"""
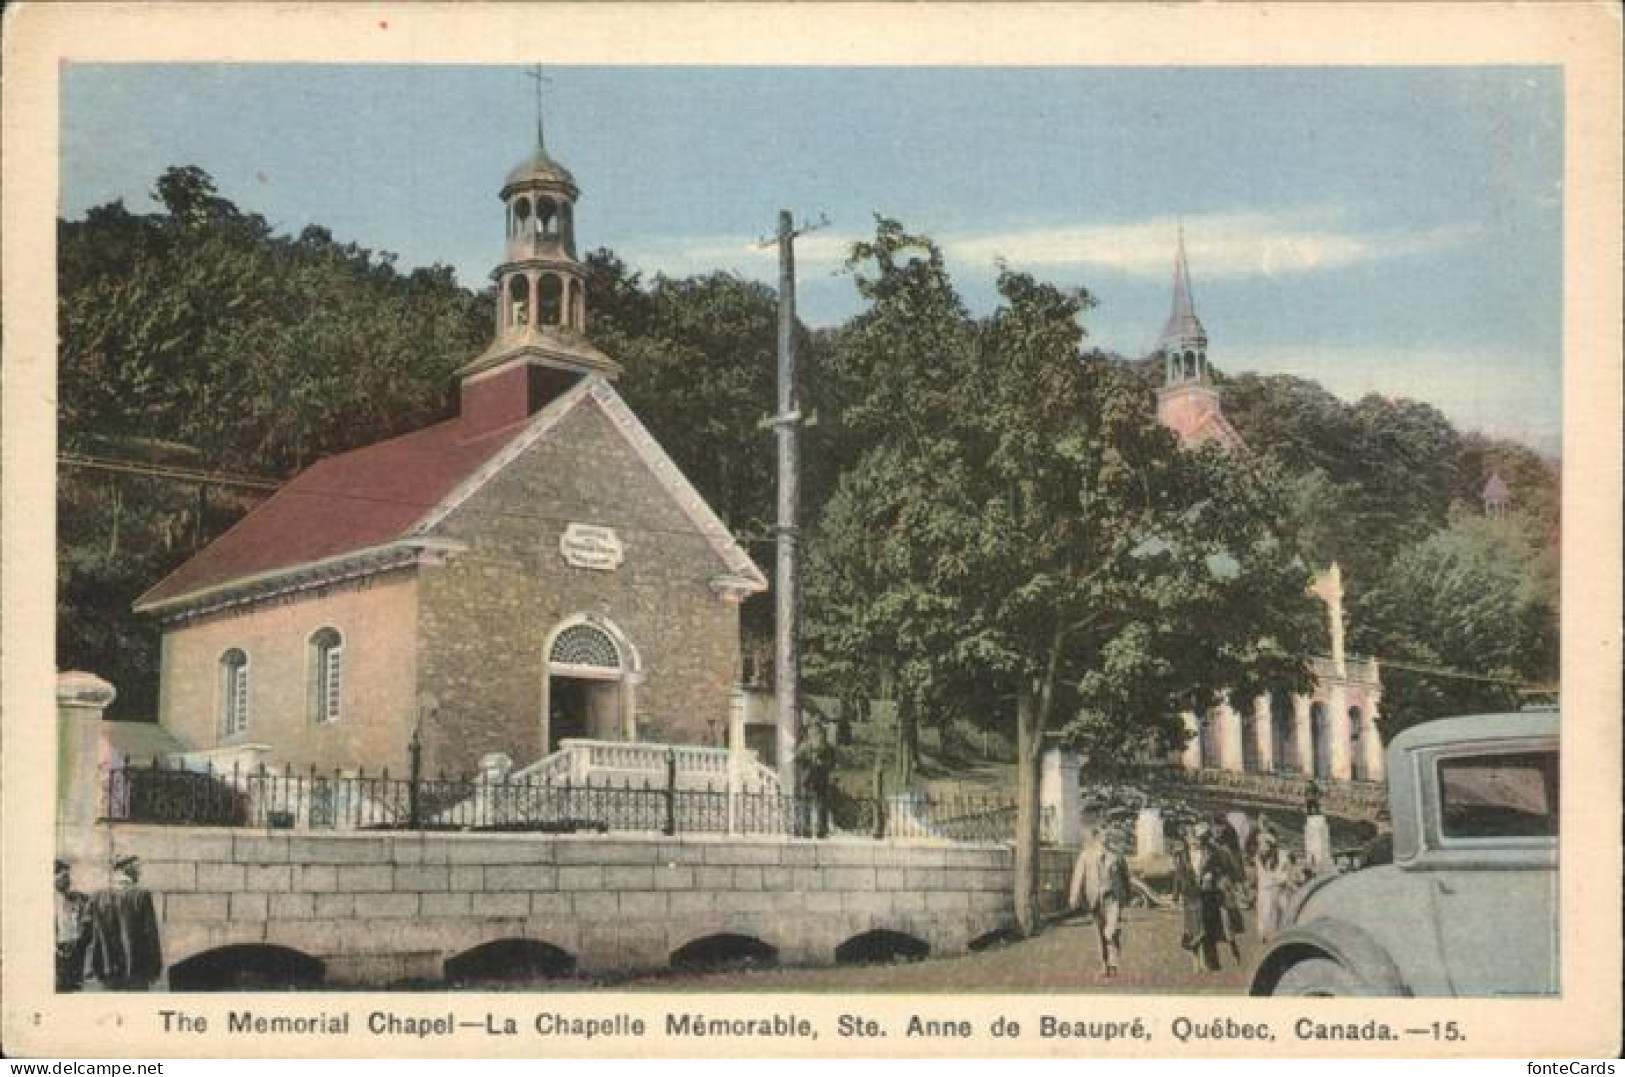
[458, 71, 620, 434]
[1154, 227, 1243, 450]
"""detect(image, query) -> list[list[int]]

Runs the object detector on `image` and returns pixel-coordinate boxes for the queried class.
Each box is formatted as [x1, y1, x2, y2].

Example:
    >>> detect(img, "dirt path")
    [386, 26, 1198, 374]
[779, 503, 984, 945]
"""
[594, 907, 1262, 995]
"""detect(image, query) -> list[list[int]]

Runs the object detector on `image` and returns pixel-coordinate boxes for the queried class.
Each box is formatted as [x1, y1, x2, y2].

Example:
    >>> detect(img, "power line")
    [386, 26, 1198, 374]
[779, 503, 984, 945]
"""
[1372, 656, 1554, 692]
[60, 452, 282, 491]
[59, 452, 775, 547]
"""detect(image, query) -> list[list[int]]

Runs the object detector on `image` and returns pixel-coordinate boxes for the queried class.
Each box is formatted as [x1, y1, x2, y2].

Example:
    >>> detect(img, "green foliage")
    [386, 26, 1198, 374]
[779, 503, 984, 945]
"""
[58, 167, 490, 715]
[1352, 508, 1559, 735]
[805, 221, 1322, 932]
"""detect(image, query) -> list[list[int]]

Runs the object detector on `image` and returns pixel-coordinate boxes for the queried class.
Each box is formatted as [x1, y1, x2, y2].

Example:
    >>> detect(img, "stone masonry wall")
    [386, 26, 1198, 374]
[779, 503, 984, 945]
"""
[418, 400, 741, 776]
[91, 826, 1042, 986]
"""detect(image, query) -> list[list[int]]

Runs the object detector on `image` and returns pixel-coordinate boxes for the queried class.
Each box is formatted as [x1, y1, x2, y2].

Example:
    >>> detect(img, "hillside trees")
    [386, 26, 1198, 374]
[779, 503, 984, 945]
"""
[1351, 508, 1559, 733]
[807, 222, 1322, 933]
[58, 167, 490, 714]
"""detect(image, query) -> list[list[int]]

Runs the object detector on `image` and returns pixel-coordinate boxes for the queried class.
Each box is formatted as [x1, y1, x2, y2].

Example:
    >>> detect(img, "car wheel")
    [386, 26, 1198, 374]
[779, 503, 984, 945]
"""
[1272, 957, 1370, 997]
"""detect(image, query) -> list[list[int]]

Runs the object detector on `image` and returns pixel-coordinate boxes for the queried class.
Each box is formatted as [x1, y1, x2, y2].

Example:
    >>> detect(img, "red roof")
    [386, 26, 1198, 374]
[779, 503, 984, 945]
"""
[137, 416, 528, 609]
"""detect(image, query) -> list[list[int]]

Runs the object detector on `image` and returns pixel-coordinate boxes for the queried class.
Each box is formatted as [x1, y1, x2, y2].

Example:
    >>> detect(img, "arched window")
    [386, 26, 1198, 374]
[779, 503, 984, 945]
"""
[536, 198, 558, 238]
[309, 628, 343, 724]
[549, 623, 620, 670]
[538, 274, 563, 326]
[512, 196, 531, 238]
[508, 275, 529, 328]
[219, 649, 249, 736]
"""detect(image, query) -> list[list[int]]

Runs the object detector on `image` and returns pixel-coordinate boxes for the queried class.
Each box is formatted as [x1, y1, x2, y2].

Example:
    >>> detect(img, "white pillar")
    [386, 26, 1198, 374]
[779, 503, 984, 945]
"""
[1304, 814, 1334, 875]
[1135, 808, 1166, 859]
[1216, 701, 1246, 772]
[1252, 694, 1275, 774]
[1180, 711, 1202, 772]
[57, 671, 116, 862]
[1292, 694, 1315, 776]
[1327, 683, 1352, 782]
[1039, 745, 1082, 847]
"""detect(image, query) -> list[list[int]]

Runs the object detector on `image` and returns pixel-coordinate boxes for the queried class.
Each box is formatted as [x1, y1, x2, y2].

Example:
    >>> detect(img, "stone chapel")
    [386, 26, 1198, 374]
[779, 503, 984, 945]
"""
[134, 130, 767, 778]
[1151, 231, 1386, 786]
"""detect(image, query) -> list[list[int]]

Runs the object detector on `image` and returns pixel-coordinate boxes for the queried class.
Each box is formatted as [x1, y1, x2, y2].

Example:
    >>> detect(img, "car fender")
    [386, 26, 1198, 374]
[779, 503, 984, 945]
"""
[1249, 918, 1412, 997]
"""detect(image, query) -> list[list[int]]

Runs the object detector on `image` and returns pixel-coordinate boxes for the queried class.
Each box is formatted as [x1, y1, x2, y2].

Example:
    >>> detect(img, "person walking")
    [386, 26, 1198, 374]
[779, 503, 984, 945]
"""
[1171, 837, 1206, 974]
[1186, 824, 1236, 972]
[1069, 826, 1132, 978]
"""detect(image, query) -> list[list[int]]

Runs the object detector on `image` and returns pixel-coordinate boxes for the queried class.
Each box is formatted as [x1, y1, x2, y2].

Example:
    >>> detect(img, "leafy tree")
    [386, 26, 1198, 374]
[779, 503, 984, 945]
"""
[807, 222, 1322, 933]
[1352, 507, 1559, 734]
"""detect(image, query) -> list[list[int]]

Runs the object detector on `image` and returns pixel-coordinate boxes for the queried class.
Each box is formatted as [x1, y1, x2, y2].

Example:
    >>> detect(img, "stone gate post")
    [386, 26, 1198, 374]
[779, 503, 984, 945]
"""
[57, 670, 115, 862]
[1038, 744, 1081, 846]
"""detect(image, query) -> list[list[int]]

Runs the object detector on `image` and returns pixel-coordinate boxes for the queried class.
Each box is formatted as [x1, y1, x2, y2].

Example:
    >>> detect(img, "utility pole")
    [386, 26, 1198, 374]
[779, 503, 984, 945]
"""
[773, 209, 803, 794]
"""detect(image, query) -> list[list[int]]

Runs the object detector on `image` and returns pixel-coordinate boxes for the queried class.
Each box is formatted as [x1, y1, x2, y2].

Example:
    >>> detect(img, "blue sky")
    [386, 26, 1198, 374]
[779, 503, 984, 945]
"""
[61, 65, 1563, 453]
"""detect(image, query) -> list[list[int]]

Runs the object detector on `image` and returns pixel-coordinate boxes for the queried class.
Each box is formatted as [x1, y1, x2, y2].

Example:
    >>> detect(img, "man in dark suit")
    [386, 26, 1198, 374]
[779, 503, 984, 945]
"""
[1069, 826, 1132, 977]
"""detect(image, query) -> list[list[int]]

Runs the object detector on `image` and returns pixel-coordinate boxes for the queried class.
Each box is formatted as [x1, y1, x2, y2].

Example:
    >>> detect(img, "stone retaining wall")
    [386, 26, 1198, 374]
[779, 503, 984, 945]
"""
[83, 826, 1073, 985]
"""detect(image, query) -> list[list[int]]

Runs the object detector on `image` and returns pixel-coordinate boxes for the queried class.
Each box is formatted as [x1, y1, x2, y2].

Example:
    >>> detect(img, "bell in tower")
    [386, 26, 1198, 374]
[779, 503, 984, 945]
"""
[456, 74, 621, 434]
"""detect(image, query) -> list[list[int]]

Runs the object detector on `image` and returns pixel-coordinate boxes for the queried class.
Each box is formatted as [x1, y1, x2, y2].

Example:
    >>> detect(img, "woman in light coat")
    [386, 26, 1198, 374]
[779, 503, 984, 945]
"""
[1253, 829, 1292, 941]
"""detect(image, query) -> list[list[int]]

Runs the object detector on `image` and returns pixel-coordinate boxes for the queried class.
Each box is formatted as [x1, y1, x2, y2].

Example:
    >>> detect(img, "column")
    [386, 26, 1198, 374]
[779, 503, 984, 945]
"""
[1039, 745, 1082, 847]
[1327, 682, 1352, 782]
[57, 671, 116, 862]
[1252, 693, 1275, 774]
[1179, 711, 1202, 772]
[1292, 694, 1315, 776]
[1215, 700, 1246, 772]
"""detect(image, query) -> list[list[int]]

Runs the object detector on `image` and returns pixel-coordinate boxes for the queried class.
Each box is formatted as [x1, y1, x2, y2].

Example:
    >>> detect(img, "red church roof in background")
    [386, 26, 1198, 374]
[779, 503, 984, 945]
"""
[135, 416, 528, 609]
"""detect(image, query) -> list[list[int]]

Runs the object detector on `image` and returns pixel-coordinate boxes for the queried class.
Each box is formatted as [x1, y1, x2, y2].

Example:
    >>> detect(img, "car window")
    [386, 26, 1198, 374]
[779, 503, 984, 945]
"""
[1437, 750, 1559, 839]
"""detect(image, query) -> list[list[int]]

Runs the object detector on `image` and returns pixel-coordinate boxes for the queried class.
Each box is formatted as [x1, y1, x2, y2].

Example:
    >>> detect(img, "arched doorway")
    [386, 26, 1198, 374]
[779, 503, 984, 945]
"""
[1198, 714, 1220, 770]
[1310, 702, 1330, 779]
[542, 617, 639, 753]
[1349, 706, 1366, 781]
[1270, 692, 1298, 775]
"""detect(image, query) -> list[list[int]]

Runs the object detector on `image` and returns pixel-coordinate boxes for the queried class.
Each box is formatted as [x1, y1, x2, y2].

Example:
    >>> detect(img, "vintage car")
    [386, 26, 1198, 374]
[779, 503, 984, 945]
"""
[1250, 710, 1558, 997]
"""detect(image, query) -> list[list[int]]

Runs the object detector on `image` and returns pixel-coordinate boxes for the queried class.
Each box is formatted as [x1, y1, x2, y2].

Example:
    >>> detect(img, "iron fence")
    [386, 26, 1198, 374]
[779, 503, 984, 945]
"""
[102, 758, 1034, 843]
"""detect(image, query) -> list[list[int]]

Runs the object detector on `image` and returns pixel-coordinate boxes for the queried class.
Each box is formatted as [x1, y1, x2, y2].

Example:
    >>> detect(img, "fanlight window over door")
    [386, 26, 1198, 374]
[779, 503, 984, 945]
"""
[549, 624, 621, 672]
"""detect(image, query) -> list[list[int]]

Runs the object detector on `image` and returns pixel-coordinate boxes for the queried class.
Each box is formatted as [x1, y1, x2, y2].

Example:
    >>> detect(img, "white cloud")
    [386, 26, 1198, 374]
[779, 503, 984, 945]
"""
[615, 208, 1473, 283]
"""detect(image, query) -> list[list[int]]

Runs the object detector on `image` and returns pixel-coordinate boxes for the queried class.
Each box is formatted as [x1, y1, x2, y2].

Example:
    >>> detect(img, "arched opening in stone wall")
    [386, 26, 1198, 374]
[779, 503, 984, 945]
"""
[536, 197, 558, 239]
[1239, 708, 1260, 773]
[168, 944, 324, 991]
[834, 929, 931, 966]
[538, 274, 563, 327]
[1270, 693, 1298, 774]
[1348, 706, 1366, 781]
[542, 616, 638, 753]
[1198, 714, 1220, 770]
[670, 933, 778, 973]
[1310, 702, 1330, 779]
[507, 275, 530, 328]
[444, 939, 576, 986]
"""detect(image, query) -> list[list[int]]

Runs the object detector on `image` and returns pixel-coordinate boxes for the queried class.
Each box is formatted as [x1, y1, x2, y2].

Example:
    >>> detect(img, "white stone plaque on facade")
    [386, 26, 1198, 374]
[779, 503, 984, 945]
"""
[559, 523, 624, 571]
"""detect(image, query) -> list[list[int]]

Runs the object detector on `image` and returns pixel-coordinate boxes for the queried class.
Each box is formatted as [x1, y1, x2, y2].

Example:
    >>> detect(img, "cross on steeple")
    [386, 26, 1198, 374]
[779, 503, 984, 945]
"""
[524, 64, 553, 151]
